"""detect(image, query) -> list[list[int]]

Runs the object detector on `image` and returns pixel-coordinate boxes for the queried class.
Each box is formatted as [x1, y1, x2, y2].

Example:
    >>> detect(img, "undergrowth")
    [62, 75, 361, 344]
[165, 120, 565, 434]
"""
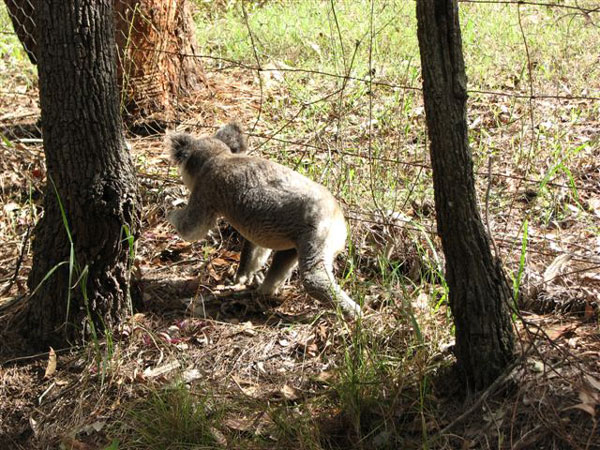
[119, 381, 223, 449]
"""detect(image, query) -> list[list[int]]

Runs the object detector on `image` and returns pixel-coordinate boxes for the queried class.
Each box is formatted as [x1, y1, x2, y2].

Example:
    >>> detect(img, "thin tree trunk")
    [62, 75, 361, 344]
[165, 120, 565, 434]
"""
[415, 0, 514, 390]
[24, 0, 141, 349]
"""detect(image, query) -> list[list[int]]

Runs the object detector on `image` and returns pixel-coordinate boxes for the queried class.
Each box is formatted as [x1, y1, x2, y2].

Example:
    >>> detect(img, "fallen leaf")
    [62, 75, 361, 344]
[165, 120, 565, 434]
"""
[584, 302, 595, 320]
[579, 387, 599, 406]
[44, 347, 57, 378]
[224, 416, 254, 433]
[566, 402, 596, 418]
[29, 416, 39, 436]
[315, 371, 335, 384]
[242, 321, 257, 336]
[587, 197, 600, 217]
[80, 421, 106, 435]
[224, 413, 272, 436]
[546, 324, 576, 340]
[279, 384, 299, 401]
[232, 376, 261, 398]
[564, 385, 600, 418]
[306, 342, 319, 356]
[183, 368, 201, 383]
[211, 258, 229, 267]
[210, 426, 227, 447]
[143, 360, 181, 379]
[543, 254, 571, 284]
[208, 266, 221, 282]
[585, 375, 600, 392]
[240, 385, 260, 398]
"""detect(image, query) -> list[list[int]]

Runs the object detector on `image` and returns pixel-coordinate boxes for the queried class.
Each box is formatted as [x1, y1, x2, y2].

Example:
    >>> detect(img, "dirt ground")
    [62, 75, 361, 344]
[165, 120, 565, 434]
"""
[1, 68, 599, 449]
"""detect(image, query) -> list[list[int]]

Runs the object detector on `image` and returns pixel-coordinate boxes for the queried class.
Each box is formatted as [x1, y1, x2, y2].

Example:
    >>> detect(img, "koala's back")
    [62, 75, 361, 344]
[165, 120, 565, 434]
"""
[200, 154, 345, 251]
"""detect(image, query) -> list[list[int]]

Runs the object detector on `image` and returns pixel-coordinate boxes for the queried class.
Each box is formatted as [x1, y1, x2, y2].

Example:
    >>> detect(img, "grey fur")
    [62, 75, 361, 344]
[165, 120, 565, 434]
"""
[214, 122, 247, 154]
[166, 122, 361, 317]
[168, 133, 196, 166]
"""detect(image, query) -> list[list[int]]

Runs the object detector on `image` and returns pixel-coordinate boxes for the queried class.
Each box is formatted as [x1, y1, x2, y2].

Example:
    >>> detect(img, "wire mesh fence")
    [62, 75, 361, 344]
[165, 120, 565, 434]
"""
[0, 0, 599, 313]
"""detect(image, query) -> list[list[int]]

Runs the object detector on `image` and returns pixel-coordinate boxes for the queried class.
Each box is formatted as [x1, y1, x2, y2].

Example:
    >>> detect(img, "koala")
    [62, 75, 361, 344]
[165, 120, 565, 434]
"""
[166, 122, 361, 317]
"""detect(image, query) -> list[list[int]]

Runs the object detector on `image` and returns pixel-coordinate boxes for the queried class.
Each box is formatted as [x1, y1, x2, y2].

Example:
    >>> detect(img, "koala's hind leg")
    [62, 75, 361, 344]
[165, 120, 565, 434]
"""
[168, 206, 216, 242]
[235, 239, 271, 285]
[298, 245, 361, 317]
[257, 249, 298, 295]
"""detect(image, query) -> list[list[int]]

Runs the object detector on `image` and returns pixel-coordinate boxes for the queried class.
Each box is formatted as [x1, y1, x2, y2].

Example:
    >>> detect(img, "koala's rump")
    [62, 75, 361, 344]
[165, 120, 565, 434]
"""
[207, 157, 345, 251]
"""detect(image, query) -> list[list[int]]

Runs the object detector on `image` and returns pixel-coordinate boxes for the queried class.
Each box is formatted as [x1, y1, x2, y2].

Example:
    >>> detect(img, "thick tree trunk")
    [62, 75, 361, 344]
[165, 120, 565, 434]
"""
[3, 0, 203, 121]
[114, 0, 202, 120]
[415, 0, 514, 390]
[25, 0, 141, 349]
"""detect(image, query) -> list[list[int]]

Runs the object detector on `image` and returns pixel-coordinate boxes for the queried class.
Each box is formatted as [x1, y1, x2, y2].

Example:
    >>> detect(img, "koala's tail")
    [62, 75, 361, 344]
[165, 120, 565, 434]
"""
[167, 133, 195, 165]
[215, 122, 248, 154]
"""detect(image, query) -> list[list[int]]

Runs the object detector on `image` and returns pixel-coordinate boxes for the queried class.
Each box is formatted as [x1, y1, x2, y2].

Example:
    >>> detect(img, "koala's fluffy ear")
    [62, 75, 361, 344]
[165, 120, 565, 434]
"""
[167, 132, 195, 165]
[215, 122, 247, 154]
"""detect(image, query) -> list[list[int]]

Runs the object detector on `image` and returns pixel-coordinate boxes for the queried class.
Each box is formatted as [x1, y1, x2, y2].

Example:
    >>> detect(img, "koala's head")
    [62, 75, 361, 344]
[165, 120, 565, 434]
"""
[167, 122, 248, 189]
[214, 122, 247, 154]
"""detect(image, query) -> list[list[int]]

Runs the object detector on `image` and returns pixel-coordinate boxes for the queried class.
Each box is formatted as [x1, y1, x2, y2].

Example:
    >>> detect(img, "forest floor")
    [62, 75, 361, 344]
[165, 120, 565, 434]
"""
[0, 67, 598, 449]
[1, 2, 600, 449]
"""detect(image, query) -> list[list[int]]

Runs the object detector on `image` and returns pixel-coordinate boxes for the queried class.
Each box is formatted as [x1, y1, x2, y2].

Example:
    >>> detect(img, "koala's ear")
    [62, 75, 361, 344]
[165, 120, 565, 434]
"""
[167, 132, 195, 165]
[215, 122, 248, 154]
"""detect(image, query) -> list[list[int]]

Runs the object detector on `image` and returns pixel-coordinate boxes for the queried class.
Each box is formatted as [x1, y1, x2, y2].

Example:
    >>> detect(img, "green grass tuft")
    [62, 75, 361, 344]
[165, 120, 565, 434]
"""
[123, 381, 222, 449]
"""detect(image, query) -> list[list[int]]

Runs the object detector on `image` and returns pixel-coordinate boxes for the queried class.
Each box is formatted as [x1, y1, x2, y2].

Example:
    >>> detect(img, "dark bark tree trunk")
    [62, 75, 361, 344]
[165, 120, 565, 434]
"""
[24, 0, 141, 349]
[3, 0, 203, 122]
[415, 0, 514, 390]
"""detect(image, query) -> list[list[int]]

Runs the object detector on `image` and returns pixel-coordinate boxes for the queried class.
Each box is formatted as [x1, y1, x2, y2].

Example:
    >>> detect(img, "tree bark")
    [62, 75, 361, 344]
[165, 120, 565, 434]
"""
[415, 0, 514, 390]
[114, 0, 203, 120]
[24, 0, 141, 349]
[3, 0, 203, 121]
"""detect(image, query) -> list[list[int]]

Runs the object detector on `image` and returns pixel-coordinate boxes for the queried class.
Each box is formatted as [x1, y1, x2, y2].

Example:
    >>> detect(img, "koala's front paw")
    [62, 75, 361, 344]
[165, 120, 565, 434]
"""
[256, 280, 280, 297]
